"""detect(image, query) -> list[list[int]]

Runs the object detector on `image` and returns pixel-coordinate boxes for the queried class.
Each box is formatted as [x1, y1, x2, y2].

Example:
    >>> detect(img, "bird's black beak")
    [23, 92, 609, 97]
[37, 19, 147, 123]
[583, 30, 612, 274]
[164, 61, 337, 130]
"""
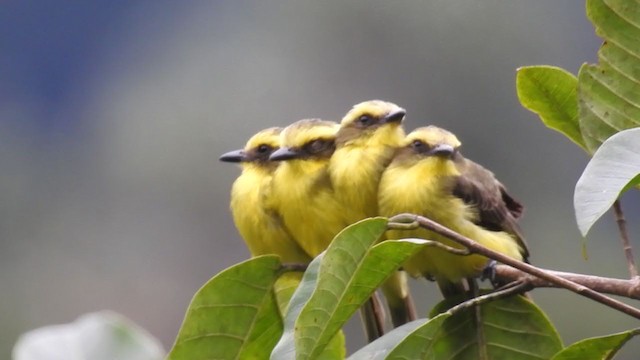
[219, 149, 247, 163]
[269, 147, 300, 161]
[382, 108, 406, 124]
[429, 144, 455, 158]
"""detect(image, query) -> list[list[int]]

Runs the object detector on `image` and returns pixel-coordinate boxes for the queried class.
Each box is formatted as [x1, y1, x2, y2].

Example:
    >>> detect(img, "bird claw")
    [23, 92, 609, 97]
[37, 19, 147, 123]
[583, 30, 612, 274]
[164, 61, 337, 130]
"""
[481, 260, 500, 287]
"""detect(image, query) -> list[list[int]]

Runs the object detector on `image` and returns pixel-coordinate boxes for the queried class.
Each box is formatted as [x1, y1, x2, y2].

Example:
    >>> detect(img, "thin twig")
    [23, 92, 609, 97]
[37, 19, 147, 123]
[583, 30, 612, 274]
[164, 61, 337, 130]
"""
[613, 200, 639, 279]
[446, 280, 532, 316]
[388, 213, 640, 320]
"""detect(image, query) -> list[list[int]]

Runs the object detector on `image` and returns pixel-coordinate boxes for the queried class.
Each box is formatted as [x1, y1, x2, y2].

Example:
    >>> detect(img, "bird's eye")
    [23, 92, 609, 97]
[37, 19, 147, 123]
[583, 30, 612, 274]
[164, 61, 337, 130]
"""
[411, 140, 425, 149]
[357, 115, 374, 127]
[256, 144, 272, 153]
[307, 139, 328, 153]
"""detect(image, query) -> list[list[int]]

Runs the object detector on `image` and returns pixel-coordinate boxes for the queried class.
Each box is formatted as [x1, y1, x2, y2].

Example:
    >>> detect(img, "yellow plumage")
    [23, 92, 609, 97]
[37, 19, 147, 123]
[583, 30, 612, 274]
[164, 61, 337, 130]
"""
[331, 100, 406, 219]
[268, 119, 346, 257]
[222, 127, 347, 349]
[221, 127, 311, 264]
[269, 118, 389, 341]
[379, 126, 525, 294]
[331, 100, 416, 326]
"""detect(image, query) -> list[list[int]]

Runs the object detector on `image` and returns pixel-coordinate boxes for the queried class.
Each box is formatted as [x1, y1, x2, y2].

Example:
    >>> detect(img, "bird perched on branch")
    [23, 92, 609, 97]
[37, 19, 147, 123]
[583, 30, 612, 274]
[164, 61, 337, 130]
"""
[330, 100, 417, 327]
[378, 125, 528, 298]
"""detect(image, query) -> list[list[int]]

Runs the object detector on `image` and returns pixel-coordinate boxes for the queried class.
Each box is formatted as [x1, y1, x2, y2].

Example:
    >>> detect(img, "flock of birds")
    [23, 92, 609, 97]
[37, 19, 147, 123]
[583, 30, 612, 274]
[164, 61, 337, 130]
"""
[219, 100, 529, 341]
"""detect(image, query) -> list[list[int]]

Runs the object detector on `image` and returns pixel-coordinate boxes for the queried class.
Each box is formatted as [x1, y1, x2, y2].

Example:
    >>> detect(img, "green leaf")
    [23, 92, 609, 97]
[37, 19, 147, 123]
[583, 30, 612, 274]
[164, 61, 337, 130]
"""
[578, 0, 640, 153]
[348, 319, 430, 360]
[424, 295, 563, 360]
[295, 218, 426, 359]
[12, 311, 165, 360]
[552, 329, 640, 360]
[271, 255, 346, 360]
[385, 314, 450, 360]
[516, 66, 586, 151]
[574, 128, 640, 236]
[272, 218, 426, 359]
[168, 256, 283, 360]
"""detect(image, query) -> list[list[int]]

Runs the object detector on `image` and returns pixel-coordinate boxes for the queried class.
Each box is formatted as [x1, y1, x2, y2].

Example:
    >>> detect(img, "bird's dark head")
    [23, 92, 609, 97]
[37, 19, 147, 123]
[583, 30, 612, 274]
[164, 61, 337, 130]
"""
[219, 127, 283, 167]
[336, 100, 406, 147]
[403, 125, 461, 160]
[269, 119, 338, 162]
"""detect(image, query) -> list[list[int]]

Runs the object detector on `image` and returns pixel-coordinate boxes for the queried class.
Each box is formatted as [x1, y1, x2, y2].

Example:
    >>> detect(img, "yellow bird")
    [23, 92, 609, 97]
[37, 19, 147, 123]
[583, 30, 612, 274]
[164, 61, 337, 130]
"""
[269, 118, 386, 341]
[221, 127, 347, 354]
[268, 119, 346, 257]
[378, 126, 528, 297]
[331, 100, 416, 326]
[219, 127, 312, 264]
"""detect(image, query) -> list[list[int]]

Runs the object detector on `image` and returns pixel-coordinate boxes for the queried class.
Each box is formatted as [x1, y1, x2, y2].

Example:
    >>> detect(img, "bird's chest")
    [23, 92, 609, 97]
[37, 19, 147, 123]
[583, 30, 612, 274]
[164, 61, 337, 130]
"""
[331, 147, 391, 204]
[386, 167, 463, 225]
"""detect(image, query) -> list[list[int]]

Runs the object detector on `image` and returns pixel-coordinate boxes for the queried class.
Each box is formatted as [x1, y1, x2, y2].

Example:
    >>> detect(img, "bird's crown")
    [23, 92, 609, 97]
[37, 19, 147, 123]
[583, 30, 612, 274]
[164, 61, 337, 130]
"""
[280, 119, 339, 148]
[406, 126, 461, 149]
[341, 100, 405, 127]
[245, 127, 283, 151]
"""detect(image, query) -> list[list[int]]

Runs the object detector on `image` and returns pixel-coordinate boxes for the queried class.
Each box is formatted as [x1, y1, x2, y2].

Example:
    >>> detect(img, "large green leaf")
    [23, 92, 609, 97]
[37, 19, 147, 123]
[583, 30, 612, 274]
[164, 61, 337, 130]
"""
[578, 0, 640, 153]
[347, 319, 430, 360]
[384, 313, 450, 360]
[294, 219, 426, 359]
[270, 255, 346, 360]
[574, 128, 640, 236]
[422, 295, 563, 360]
[552, 329, 640, 360]
[353, 294, 561, 360]
[516, 66, 585, 151]
[168, 256, 283, 360]
[271, 218, 426, 359]
[12, 311, 165, 360]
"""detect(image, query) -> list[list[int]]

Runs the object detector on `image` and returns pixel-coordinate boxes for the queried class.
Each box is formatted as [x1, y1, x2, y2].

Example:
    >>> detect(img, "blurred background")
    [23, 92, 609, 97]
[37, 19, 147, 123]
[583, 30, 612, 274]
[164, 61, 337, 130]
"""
[3, 1, 640, 358]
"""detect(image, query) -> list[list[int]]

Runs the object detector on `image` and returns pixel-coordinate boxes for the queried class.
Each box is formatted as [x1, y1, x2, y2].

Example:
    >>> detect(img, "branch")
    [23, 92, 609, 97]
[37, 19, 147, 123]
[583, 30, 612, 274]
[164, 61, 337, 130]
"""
[388, 213, 640, 320]
[613, 199, 639, 279]
[494, 265, 640, 299]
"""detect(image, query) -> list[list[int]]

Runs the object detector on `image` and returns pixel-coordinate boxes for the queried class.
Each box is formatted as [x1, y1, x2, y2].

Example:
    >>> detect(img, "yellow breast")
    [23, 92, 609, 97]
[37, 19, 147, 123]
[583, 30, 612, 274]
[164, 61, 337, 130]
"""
[379, 158, 522, 281]
[230, 165, 311, 263]
[270, 160, 348, 257]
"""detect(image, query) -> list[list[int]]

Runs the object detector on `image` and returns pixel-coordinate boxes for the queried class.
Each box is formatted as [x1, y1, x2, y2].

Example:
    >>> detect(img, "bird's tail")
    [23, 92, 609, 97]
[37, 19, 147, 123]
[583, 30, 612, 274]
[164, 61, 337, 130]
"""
[437, 277, 470, 300]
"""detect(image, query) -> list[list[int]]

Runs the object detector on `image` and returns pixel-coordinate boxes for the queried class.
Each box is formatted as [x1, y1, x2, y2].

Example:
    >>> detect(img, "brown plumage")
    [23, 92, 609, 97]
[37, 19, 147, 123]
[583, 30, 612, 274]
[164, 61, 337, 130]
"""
[451, 153, 529, 261]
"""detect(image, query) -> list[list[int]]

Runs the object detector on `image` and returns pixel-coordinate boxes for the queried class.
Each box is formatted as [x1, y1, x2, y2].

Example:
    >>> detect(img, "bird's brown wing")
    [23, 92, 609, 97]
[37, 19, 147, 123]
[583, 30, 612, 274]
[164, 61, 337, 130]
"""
[451, 155, 530, 260]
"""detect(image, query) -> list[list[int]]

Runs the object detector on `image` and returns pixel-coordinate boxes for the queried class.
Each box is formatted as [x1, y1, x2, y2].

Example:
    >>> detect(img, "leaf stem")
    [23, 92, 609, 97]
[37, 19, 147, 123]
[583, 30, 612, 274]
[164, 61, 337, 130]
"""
[446, 281, 532, 316]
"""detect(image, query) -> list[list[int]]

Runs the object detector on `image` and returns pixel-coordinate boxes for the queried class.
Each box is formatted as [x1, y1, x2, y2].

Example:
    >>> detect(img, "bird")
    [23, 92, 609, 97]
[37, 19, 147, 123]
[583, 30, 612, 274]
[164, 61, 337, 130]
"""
[268, 118, 386, 341]
[330, 100, 417, 327]
[219, 127, 313, 316]
[378, 125, 528, 298]
[219, 127, 312, 265]
[268, 119, 346, 257]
